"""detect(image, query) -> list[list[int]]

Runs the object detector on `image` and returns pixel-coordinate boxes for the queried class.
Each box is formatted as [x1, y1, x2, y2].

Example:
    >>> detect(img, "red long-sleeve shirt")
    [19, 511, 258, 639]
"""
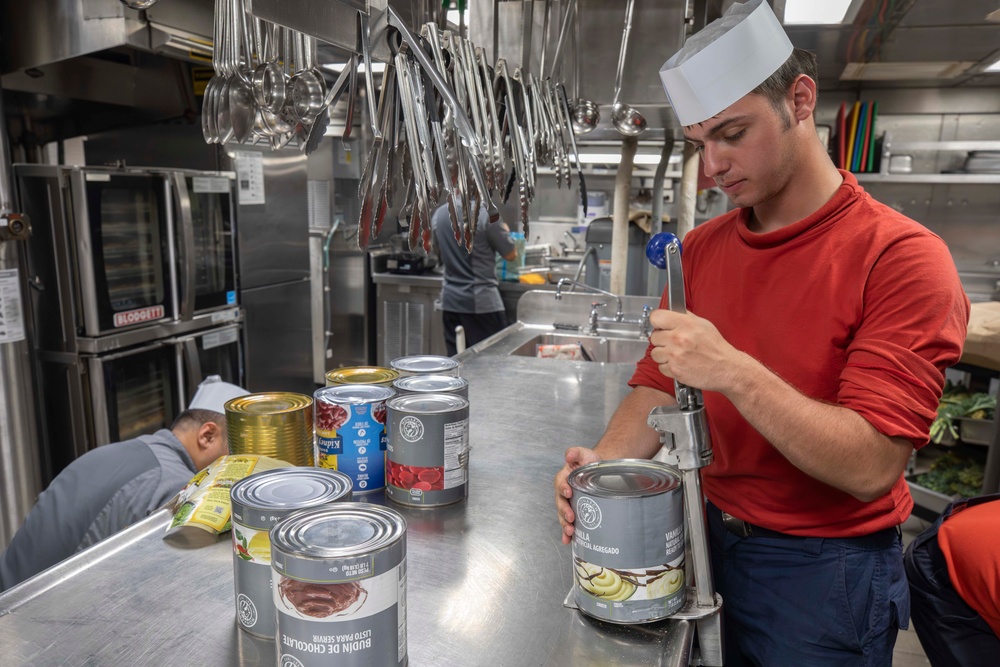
[630, 171, 970, 537]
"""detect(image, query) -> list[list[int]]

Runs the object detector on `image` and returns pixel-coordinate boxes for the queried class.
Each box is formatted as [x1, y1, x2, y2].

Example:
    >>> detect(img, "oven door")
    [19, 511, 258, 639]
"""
[85, 340, 182, 446]
[70, 170, 176, 337]
[172, 172, 237, 319]
[176, 323, 245, 406]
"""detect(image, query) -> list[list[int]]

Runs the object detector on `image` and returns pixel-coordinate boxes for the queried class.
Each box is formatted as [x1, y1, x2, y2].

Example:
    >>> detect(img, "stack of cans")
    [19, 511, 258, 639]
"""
[226, 393, 315, 466]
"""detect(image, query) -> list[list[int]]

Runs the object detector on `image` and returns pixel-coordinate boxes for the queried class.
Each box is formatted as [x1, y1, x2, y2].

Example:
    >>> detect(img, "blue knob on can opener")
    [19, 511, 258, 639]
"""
[644, 232, 700, 412]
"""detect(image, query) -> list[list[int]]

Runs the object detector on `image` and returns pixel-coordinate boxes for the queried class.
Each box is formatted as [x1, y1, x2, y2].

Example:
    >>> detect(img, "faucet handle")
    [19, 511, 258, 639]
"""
[591, 301, 606, 309]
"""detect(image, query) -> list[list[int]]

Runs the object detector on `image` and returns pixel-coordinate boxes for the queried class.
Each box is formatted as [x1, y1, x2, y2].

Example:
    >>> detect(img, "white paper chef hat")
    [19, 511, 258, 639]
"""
[659, 0, 793, 126]
[188, 375, 249, 415]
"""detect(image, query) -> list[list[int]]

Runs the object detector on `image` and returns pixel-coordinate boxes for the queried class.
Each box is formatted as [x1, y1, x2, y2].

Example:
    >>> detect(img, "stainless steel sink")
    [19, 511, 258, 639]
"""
[509, 332, 650, 364]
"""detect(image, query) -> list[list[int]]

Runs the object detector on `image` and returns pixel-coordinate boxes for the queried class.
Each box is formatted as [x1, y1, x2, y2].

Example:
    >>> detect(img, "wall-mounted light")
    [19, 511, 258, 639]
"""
[575, 153, 682, 165]
[321, 62, 386, 74]
[782, 0, 858, 25]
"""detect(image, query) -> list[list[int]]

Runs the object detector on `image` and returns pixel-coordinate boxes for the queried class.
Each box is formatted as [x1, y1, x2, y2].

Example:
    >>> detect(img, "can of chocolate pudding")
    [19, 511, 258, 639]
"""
[389, 355, 460, 378]
[326, 367, 399, 387]
[384, 393, 470, 508]
[391, 374, 469, 401]
[568, 459, 685, 624]
[230, 468, 353, 638]
[314, 385, 395, 494]
[271, 503, 407, 667]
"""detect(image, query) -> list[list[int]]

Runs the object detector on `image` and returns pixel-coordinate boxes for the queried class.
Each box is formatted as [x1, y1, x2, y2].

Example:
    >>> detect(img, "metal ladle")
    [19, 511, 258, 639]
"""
[568, 0, 598, 135]
[610, 0, 646, 136]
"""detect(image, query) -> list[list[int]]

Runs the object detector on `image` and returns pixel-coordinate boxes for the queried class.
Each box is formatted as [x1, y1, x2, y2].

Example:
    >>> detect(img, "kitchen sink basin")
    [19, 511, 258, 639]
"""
[509, 332, 650, 364]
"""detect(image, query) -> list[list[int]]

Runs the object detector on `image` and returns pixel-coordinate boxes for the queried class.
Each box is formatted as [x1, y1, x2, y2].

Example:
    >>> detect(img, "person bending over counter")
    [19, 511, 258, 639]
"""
[553, 1, 969, 664]
[0, 376, 248, 591]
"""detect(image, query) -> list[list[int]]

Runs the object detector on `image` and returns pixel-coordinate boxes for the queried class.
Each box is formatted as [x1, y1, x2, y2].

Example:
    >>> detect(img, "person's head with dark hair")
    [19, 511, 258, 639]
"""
[172, 377, 248, 470]
[659, 0, 840, 222]
[751, 48, 819, 128]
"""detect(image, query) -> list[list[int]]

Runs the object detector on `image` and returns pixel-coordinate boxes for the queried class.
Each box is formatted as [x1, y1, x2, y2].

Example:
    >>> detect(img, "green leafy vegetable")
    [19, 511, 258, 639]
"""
[913, 452, 984, 497]
[929, 382, 995, 444]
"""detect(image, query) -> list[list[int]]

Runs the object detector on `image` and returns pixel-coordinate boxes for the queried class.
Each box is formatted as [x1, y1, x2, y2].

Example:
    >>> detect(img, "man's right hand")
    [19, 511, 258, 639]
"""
[554, 447, 604, 545]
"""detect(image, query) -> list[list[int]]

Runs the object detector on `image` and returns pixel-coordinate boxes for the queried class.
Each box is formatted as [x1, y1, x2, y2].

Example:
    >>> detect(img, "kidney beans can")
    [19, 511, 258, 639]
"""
[568, 459, 685, 624]
[389, 355, 460, 378]
[271, 503, 407, 667]
[391, 374, 469, 401]
[230, 468, 353, 638]
[314, 385, 395, 494]
[384, 393, 470, 508]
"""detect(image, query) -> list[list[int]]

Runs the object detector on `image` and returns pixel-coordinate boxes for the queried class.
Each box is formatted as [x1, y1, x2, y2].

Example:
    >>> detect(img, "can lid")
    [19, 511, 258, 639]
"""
[225, 392, 312, 415]
[315, 384, 395, 405]
[392, 374, 468, 393]
[271, 503, 406, 558]
[389, 355, 460, 374]
[568, 459, 681, 498]
[386, 392, 470, 413]
[231, 468, 353, 512]
[326, 367, 399, 385]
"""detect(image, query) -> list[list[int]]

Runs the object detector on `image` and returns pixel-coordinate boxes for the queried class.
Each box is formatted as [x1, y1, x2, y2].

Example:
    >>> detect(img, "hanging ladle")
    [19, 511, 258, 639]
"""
[567, 0, 598, 135]
[610, 0, 646, 137]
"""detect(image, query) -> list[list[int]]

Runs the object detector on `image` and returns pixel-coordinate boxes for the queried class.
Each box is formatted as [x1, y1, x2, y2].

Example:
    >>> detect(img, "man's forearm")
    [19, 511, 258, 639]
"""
[594, 385, 676, 460]
[725, 351, 912, 502]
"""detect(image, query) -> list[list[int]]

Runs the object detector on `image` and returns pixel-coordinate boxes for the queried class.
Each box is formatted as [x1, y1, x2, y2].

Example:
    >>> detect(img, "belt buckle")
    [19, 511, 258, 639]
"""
[721, 511, 752, 538]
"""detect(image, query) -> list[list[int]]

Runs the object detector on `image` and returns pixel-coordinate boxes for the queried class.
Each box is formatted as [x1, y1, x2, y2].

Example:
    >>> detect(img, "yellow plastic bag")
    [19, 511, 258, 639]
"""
[166, 454, 293, 537]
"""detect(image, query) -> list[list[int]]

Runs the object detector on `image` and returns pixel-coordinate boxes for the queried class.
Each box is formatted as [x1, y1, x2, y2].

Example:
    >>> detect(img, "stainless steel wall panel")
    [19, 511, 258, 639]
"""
[240, 280, 313, 394]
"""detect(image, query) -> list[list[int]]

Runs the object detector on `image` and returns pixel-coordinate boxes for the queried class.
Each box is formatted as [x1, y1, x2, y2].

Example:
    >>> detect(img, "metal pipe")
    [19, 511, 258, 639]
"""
[682, 469, 717, 608]
[677, 141, 699, 240]
[609, 136, 637, 295]
[647, 142, 672, 296]
[0, 71, 43, 549]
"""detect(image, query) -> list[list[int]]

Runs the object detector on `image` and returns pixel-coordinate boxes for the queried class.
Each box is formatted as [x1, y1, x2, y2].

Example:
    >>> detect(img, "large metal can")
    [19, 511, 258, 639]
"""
[391, 374, 469, 401]
[226, 393, 314, 466]
[271, 503, 408, 666]
[230, 468, 353, 638]
[568, 459, 686, 624]
[314, 385, 395, 494]
[389, 355, 460, 378]
[326, 366, 399, 387]
[384, 393, 470, 508]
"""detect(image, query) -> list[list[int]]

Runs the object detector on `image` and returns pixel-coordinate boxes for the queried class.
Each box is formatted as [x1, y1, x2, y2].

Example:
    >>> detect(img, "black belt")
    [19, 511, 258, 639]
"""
[716, 506, 901, 549]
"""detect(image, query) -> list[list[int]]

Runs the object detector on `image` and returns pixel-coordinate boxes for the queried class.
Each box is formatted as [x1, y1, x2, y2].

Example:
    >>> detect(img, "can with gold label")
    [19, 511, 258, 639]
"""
[225, 393, 314, 467]
[325, 366, 399, 387]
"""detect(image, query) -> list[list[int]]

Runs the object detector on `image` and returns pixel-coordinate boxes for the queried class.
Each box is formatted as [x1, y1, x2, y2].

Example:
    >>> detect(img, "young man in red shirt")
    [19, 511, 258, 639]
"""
[554, 1, 969, 664]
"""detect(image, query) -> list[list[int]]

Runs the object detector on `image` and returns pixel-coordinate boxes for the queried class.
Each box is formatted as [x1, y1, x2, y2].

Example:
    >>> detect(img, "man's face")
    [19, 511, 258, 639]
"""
[682, 93, 798, 209]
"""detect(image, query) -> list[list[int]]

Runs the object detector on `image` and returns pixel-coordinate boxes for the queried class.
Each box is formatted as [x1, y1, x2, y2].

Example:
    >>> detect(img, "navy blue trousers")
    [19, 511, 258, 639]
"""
[706, 502, 908, 666]
[903, 496, 1000, 667]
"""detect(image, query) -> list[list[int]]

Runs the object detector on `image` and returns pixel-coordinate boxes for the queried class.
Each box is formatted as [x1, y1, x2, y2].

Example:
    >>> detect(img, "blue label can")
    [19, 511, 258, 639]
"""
[314, 385, 395, 493]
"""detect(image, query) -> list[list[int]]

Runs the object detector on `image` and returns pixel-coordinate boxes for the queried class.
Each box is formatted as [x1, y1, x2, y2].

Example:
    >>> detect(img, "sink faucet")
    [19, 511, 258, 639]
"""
[563, 230, 580, 252]
[555, 278, 624, 320]
[588, 302, 606, 335]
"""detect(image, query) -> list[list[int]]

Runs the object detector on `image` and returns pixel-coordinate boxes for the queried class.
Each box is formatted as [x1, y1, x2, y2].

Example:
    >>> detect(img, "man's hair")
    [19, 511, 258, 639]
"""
[751, 48, 818, 127]
[172, 409, 225, 431]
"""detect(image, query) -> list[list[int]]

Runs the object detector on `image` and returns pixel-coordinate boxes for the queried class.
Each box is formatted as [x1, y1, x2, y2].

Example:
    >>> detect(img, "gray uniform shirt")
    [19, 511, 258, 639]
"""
[432, 202, 516, 314]
[0, 429, 196, 591]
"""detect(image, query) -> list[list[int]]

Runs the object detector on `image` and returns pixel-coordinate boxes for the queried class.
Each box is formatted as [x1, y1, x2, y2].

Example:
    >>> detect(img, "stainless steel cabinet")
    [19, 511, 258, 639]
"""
[374, 274, 447, 366]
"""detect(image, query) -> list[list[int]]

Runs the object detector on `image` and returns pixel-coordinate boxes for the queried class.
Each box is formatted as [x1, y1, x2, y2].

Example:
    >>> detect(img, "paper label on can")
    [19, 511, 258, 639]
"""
[274, 564, 406, 667]
[572, 490, 686, 622]
[233, 521, 274, 634]
[316, 400, 388, 492]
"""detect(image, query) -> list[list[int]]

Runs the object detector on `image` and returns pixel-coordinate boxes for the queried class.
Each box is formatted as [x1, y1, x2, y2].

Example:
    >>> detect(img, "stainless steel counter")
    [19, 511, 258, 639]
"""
[0, 310, 685, 666]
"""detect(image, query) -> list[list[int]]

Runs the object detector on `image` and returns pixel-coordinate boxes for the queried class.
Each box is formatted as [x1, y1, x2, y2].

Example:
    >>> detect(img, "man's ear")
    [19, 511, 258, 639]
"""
[789, 74, 817, 122]
[197, 421, 223, 452]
